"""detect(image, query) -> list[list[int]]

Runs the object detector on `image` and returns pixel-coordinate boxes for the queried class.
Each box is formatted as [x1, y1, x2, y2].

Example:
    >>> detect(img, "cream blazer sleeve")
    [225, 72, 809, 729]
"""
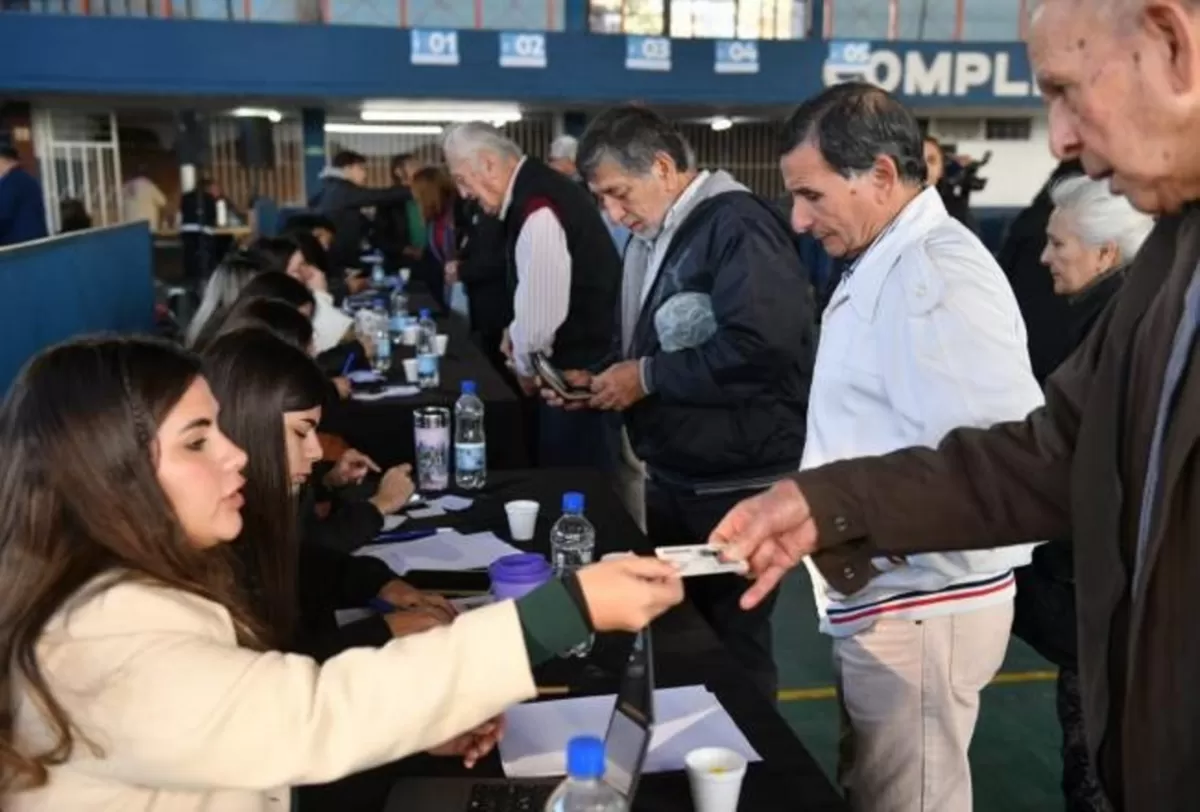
[30, 579, 537, 790]
[310, 289, 355, 355]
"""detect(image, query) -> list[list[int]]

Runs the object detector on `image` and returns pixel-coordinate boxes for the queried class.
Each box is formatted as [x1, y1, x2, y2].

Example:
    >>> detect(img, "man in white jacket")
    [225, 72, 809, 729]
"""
[779, 83, 1042, 812]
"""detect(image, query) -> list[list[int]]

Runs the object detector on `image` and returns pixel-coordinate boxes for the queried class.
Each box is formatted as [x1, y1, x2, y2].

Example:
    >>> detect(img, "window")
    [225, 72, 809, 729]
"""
[984, 118, 1033, 141]
[589, 0, 667, 35]
[589, 0, 800, 39]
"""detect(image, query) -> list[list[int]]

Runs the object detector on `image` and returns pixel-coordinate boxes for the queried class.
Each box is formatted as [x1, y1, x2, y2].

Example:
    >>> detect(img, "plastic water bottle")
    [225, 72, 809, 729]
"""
[550, 492, 596, 658]
[454, 380, 486, 489]
[371, 261, 386, 287]
[389, 287, 409, 336]
[544, 736, 626, 812]
[371, 300, 391, 374]
[416, 308, 440, 389]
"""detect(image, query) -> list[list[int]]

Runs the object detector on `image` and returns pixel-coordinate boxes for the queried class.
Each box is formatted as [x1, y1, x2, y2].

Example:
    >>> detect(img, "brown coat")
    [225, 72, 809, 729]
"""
[797, 207, 1200, 811]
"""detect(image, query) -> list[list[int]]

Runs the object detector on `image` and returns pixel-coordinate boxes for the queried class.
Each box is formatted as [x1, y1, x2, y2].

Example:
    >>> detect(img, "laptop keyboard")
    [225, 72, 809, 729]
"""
[466, 783, 554, 812]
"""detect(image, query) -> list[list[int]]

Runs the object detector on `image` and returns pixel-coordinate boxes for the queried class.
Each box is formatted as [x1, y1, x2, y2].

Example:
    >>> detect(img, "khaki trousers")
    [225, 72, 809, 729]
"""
[833, 601, 1014, 812]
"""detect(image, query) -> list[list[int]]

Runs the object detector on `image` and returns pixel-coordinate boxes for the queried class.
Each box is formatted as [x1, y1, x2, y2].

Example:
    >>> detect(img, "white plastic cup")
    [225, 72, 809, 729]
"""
[399, 267, 412, 284]
[685, 747, 747, 812]
[402, 358, 419, 383]
[402, 324, 420, 346]
[435, 333, 449, 356]
[504, 500, 540, 543]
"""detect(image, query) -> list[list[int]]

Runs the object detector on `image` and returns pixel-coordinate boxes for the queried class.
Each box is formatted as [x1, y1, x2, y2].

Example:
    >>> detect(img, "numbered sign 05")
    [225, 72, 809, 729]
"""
[625, 36, 671, 72]
[499, 32, 546, 69]
[714, 40, 758, 74]
[411, 29, 460, 66]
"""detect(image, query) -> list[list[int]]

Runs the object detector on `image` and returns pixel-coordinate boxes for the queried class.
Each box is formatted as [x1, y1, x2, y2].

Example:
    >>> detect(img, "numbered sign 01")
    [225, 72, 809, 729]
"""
[411, 29, 460, 66]
[625, 36, 671, 72]
[499, 32, 546, 69]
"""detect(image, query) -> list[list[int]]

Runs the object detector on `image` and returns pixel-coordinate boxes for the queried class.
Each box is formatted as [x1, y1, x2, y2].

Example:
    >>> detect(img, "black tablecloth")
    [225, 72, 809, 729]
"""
[321, 293, 528, 470]
[385, 469, 847, 812]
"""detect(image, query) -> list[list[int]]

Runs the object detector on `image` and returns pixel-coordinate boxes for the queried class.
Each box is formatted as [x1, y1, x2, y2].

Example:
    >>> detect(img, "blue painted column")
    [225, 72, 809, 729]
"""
[809, 0, 825, 38]
[301, 108, 326, 205]
[564, 0, 587, 33]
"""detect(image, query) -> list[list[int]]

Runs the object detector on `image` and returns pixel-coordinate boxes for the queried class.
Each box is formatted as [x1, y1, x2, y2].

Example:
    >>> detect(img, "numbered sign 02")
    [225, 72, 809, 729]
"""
[499, 32, 546, 69]
[714, 40, 759, 74]
[625, 36, 671, 72]
[411, 29, 460, 66]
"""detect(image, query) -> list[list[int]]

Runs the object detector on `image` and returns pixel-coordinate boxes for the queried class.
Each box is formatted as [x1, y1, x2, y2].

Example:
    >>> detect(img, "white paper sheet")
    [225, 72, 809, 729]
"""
[499, 685, 761, 779]
[334, 608, 373, 627]
[351, 384, 420, 402]
[435, 494, 475, 512]
[354, 531, 522, 575]
[382, 514, 408, 532]
[407, 505, 446, 520]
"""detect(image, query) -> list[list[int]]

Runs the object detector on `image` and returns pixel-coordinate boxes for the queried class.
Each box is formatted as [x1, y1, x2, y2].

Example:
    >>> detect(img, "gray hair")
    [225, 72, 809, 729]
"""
[442, 122, 523, 167]
[1050, 175, 1155, 267]
[577, 105, 695, 180]
[549, 135, 578, 162]
[184, 260, 259, 346]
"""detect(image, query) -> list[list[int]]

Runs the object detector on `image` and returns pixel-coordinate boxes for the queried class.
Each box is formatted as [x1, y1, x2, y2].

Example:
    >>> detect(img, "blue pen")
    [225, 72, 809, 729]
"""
[340, 352, 356, 376]
[367, 597, 397, 614]
[374, 527, 450, 542]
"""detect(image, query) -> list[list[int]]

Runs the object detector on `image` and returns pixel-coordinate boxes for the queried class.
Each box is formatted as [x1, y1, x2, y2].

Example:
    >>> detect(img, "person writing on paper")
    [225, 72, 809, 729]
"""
[201, 328, 439, 661]
[196, 291, 415, 544]
[0, 336, 684, 811]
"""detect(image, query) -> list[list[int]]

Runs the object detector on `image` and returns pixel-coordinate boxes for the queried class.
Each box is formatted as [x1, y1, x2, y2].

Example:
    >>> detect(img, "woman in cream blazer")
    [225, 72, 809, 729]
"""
[0, 337, 682, 812]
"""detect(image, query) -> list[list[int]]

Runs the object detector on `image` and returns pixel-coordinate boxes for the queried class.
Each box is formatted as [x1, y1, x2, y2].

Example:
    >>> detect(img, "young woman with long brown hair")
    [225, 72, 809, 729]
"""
[0, 336, 683, 810]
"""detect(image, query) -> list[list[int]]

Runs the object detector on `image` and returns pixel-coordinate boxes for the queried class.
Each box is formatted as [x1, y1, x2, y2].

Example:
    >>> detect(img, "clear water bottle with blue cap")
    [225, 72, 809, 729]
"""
[550, 492, 596, 658]
[544, 736, 626, 812]
[389, 287, 409, 336]
[454, 379, 486, 489]
[416, 308, 439, 389]
[370, 299, 391, 374]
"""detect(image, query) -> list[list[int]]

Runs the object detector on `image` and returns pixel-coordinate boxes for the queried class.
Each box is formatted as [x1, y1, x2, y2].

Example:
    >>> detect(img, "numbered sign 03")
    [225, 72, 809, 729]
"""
[625, 36, 671, 72]
[411, 29, 460, 67]
[499, 32, 547, 69]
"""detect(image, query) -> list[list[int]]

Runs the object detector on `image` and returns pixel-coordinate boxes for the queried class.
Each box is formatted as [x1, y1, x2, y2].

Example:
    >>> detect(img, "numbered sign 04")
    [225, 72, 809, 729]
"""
[411, 29, 460, 67]
[499, 32, 547, 69]
[715, 40, 759, 74]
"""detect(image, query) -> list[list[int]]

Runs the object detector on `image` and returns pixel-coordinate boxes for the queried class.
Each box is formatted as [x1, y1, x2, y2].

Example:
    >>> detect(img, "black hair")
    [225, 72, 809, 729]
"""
[285, 229, 330, 274]
[246, 236, 300, 276]
[0, 146, 18, 162]
[282, 211, 336, 235]
[391, 153, 417, 174]
[577, 105, 693, 181]
[201, 329, 328, 648]
[196, 296, 314, 355]
[332, 150, 367, 169]
[238, 271, 316, 312]
[779, 82, 927, 185]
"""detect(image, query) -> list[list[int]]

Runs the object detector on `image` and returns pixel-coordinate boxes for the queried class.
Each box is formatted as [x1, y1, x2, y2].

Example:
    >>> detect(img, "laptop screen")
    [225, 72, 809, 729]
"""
[603, 629, 654, 798]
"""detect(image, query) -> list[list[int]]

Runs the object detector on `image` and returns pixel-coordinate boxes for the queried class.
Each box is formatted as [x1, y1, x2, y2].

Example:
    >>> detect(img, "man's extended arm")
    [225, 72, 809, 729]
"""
[798, 300, 1109, 593]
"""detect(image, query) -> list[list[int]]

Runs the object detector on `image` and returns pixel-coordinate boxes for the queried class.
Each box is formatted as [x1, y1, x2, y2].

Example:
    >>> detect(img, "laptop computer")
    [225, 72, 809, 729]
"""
[386, 628, 655, 812]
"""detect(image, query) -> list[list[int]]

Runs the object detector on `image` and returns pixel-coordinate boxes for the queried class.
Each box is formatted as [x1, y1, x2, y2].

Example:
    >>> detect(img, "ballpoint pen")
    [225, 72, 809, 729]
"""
[373, 526, 452, 542]
[340, 352, 356, 376]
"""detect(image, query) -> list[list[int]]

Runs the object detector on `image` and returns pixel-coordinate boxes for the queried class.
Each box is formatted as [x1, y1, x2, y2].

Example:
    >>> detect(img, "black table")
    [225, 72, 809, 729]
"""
[389, 469, 847, 812]
[321, 293, 529, 471]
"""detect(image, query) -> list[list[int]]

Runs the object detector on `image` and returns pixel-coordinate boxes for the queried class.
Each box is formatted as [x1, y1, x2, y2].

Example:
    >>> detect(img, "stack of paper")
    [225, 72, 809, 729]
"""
[354, 530, 522, 576]
[498, 685, 761, 778]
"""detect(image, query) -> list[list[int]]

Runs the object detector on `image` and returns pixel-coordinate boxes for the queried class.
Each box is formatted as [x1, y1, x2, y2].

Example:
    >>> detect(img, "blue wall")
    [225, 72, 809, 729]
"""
[3, 14, 1040, 107]
[0, 223, 156, 391]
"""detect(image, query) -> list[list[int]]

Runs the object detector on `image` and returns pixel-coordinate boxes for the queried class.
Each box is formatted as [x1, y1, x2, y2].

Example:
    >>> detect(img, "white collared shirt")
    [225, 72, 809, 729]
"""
[801, 188, 1044, 636]
[501, 157, 572, 378]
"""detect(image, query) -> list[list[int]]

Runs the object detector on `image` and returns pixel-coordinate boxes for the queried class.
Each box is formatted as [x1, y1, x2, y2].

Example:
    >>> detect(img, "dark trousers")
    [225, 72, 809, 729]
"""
[536, 403, 620, 472]
[644, 477, 779, 700]
[1013, 565, 1110, 812]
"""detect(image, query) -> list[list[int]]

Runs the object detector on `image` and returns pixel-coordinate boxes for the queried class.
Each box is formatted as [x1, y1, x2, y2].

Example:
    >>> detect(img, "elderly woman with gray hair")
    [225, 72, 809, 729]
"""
[1015, 174, 1154, 812]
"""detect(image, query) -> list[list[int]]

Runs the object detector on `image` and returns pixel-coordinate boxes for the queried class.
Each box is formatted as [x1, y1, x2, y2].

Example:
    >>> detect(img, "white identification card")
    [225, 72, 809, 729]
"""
[655, 544, 748, 577]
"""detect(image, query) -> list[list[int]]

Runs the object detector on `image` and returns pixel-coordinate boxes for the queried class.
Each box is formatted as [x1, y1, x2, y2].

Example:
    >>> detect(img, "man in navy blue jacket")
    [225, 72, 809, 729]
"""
[0, 146, 48, 246]
[545, 106, 816, 698]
